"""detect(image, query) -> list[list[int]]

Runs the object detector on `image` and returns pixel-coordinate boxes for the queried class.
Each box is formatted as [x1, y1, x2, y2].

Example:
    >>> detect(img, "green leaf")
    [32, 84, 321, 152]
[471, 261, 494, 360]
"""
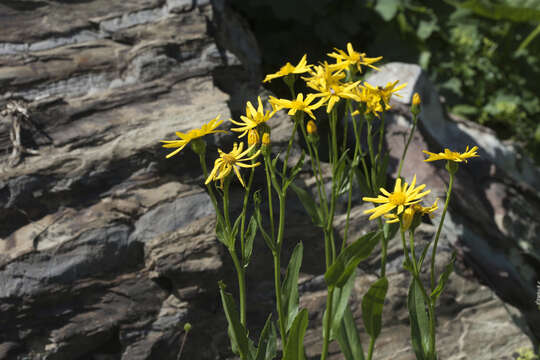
[361, 277, 388, 340]
[375, 0, 400, 21]
[282, 309, 309, 360]
[219, 281, 253, 360]
[215, 219, 230, 247]
[417, 19, 438, 40]
[325, 231, 382, 288]
[446, 0, 540, 23]
[243, 216, 258, 267]
[253, 194, 275, 252]
[290, 183, 323, 227]
[335, 306, 365, 360]
[430, 252, 456, 302]
[383, 221, 399, 242]
[282, 242, 304, 332]
[255, 315, 277, 360]
[408, 278, 432, 360]
[232, 213, 243, 242]
[322, 269, 356, 342]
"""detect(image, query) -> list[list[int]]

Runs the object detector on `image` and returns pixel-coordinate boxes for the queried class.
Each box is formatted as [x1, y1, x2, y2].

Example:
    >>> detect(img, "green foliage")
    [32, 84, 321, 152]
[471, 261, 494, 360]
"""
[282, 243, 304, 332]
[361, 277, 388, 340]
[408, 278, 433, 360]
[282, 309, 309, 360]
[370, 0, 540, 162]
[325, 231, 382, 287]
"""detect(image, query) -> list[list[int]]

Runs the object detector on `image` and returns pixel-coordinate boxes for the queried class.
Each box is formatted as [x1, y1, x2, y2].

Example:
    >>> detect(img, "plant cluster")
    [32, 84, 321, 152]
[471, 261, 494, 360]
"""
[162, 44, 479, 360]
[230, 0, 540, 163]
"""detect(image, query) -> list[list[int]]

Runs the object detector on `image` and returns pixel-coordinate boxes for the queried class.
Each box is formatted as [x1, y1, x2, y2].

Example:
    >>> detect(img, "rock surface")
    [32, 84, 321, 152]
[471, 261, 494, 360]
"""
[0, 1, 538, 360]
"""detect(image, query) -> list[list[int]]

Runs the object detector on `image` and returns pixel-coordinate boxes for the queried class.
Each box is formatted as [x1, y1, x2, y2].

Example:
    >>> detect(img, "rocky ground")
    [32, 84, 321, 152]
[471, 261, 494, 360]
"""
[1, 1, 539, 359]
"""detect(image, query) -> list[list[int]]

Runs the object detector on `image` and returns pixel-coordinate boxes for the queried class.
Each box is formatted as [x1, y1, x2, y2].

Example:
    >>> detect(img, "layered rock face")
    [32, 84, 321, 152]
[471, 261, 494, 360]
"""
[0, 1, 539, 360]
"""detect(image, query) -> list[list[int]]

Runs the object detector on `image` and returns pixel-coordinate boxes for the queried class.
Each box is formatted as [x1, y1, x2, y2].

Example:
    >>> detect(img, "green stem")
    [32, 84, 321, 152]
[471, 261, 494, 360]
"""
[397, 113, 418, 179]
[320, 287, 334, 360]
[377, 112, 385, 156]
[240, 166, 256, 262]
[430, 170, 455, 290]
[273, 249, 287, 349]
[378, 218, 389, 278]
[409, 230, 419, 275]
[282, 116, 300, 183]
[367, 337, 375, 360]
[264, 156, 276, 242]
[229, 247, 247, 327]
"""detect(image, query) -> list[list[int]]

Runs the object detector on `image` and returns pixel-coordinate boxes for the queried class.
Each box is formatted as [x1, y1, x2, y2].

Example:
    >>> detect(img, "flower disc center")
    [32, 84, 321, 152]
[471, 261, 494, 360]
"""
[222, 154, 236, 165]
[389, 192, 406, 205]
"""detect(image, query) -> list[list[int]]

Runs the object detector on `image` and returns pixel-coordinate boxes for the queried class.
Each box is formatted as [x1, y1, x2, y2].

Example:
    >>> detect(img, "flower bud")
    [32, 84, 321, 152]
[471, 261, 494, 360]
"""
[412, 93, 421, 106]
[190, 138, 206, 156]
[411, 93, 421, 116]
[262, 132, 271, 146]
[307, 120, 317, 135]
[184, 323, 192, 332]
[247, 129, 260, 146]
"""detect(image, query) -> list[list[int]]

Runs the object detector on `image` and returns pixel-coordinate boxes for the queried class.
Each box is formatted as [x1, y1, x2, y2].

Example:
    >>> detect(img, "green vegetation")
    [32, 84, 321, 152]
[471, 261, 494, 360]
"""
[231, 0, 540, 162]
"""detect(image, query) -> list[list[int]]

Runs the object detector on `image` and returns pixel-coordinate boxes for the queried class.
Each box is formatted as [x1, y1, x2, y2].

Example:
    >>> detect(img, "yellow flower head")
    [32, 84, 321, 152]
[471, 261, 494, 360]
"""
[205, 142, 261, 188]
[307, 120, 317, 135]
[269, 93, 321, 120]
[327, 43, 383, 73]
[423, 146, 479, 163]
[303, 62, 345, 92]
[247, 129, 260, 146]
[230, 97, 275, 138]
[384, 199, 438, 229]
[362, 175, 431, 220]
[261, 133, 271, 146]
[412, 93, 421, 106]
[161, 116, 226, 158]
[310, 80, 361, 113]
[364, 80, 407, 109]
[263, 54, 311, 83]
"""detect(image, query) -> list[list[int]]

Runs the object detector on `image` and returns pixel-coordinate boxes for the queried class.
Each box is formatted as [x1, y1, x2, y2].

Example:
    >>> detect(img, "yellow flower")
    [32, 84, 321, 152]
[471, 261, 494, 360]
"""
[384, 199, 438, 229]
[247, 129, 260, 146]
[161, 116, 226, 158]
[263, 54, 311, 83]
[230, 97, 275, 138]
[303, 62, 345, 92]
[412, 93, 421, 106]
[423, 146, 479, 163]
[307, 120, 317, 134]
[311, 81, 361, 113]
[269, 93, 321, 119]
[362, 175, 431, 220]
[327, 43, 383, 73]
[364, 80, 407, 108]
[261, 133, 271, 146]
[205, 142, 261, 187]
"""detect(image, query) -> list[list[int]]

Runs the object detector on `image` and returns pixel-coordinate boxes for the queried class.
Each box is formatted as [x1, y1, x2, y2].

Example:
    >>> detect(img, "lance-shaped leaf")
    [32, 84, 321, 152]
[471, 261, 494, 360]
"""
[321, 269, 356, 342]
[215, 218, 230, 248]
[253, 191, 275, 252]
[219, 281, 253, 360]
[430, 252, 456, 302]
[361, 276, 388, 340]
[255, 315, 277, 360]
[408, 278, 432, 360]
[335, 306, 365, 360]
[282, 309, 308, 360]
[282, 242, 303, 332]
[325, 231, 382, 288]
[290, 183, 324, 228]
[243, 216, 258, 267]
